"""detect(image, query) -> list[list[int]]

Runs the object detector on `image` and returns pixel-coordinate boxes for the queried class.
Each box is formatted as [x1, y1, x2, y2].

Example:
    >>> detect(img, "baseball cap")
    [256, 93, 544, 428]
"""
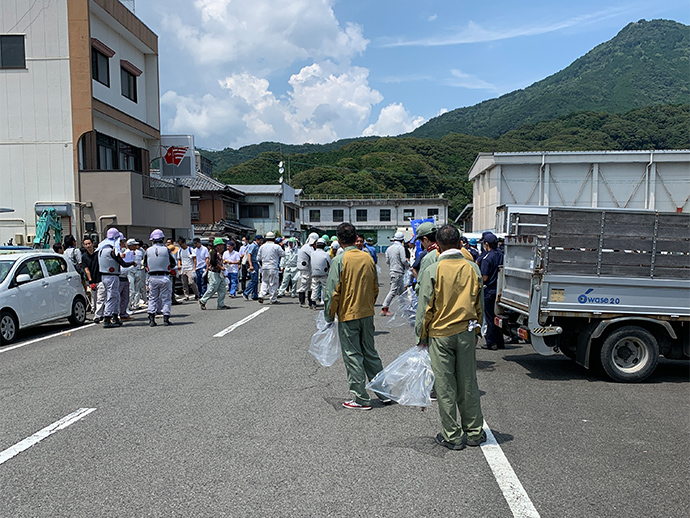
[482, 232, 498, 244]
[306, 233, 319, 245]
[126, 238, 137, 246]
[255, 234, 263, 240]
[415, 222, 437, 241]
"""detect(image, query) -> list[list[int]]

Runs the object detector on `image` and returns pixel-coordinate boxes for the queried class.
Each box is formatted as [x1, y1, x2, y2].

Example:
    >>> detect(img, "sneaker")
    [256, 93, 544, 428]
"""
[466, 434, 487, 447]
[481, 343, 498, 351]
[430, 390, 437, 401]
[342, 400, 372, 410]
[184, 296, 189, 301]
[242, 294, 249, 301]
[258, 297, 263, 304]
[217, 306, 230, 310]
[435, 433, 465, 450]
[93, 317, 102, 323]
[380, 398, 394, 405]
[199, 301, 206, 310]
[380, 309, 393, 317]
[270, 300, 280, 304]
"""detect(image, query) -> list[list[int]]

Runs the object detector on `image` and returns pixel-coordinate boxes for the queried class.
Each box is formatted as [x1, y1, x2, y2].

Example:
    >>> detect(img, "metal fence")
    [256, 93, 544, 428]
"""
[143, 175, 182, 204]
[303, 193, 444, 201]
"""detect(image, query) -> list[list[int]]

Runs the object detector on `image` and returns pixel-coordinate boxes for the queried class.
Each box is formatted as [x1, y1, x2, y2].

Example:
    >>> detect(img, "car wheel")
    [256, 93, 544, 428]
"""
[600, 326, 659, 383]
[68, 298, 87, 326]
[0, 310, 18, 346]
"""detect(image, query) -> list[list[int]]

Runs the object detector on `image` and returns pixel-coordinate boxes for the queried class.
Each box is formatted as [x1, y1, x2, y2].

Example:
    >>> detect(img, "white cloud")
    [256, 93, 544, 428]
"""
[384, 6, 630, 47]
[363, 103, 425, 137]
[428, 14, 438, 22]
[446, 69, 500, 92]
[163, 0, 368, 72]
[162, 63, 388, 147]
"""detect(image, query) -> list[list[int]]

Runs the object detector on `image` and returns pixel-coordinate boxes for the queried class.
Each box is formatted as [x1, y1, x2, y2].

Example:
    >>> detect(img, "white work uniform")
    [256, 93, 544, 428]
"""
[257, 241, 285, 302]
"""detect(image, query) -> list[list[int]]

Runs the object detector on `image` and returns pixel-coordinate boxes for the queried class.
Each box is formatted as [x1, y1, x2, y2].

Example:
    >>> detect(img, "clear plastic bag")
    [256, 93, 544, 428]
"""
[385, 287, 418, 328]
[309, 311, 340, 367]
[366, 346, 435, 407]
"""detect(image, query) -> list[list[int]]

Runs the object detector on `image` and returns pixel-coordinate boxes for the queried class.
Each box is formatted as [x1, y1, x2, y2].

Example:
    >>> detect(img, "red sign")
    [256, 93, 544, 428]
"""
[163, 146, 188, 166]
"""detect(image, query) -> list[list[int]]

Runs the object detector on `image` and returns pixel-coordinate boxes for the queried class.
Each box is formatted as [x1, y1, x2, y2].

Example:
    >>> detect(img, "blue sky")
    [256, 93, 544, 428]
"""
[132, 0, 689, 150]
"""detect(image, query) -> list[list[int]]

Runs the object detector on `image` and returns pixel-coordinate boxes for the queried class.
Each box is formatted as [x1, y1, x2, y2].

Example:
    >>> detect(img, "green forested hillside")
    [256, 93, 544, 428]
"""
[214, 104, 689, 218]
[409, 19, 690, 139]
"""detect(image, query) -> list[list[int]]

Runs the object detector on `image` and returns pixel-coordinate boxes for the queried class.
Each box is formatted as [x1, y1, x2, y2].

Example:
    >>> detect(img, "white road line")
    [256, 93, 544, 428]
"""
[214, 307, 270, 337]
[0, 408, 96, 466]
[480, 420, 540, 518]
[0, 323, 97, 355]
[0, 307, 150, 355]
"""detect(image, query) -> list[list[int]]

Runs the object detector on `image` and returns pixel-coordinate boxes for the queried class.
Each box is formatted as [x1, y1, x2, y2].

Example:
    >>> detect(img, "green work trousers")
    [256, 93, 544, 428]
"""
[429, 330, 484, 445]
[338, 316, 384, 405]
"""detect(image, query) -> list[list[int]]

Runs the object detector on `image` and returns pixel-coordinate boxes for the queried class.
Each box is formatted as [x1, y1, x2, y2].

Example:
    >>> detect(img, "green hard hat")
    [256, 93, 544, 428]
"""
[415, 222, 437, 241]
[213, 237, 225, 246]
[330, 236, 338, 241]
[321, 234, 329, 241]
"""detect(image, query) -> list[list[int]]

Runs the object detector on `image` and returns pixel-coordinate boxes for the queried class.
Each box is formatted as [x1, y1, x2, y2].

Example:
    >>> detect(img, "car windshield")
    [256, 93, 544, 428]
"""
[0, 258, 17, 284]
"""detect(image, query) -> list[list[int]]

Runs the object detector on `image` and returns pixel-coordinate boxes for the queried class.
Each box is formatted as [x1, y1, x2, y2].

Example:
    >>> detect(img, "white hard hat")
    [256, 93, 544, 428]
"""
[316, 238, 326, 245]
[306, 232, 319, 245]
[265, 231, 275, 239]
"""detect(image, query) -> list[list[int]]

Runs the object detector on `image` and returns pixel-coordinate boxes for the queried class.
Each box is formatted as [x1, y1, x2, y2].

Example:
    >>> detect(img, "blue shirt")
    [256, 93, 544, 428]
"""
[247, 242, 259, 264]
[480, 248, 503, 293]
[412, 249, 427, 272]
[364, 243, 377, 264]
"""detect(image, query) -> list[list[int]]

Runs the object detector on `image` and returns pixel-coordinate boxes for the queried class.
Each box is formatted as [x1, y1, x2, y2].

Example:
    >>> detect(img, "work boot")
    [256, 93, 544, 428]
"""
[112, 315, 123, 327]
[103, 316, 117, 329]
[163, 315, 172, 326]
[148, 313, 157, 327]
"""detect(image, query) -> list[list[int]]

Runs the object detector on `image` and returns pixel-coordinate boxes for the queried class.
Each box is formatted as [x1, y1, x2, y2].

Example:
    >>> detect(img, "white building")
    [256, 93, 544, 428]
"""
[0, 0, 189, 245]
[300, 195, 450, 247]
[230, 184, 302, 238]
[468, 150, 690, 232]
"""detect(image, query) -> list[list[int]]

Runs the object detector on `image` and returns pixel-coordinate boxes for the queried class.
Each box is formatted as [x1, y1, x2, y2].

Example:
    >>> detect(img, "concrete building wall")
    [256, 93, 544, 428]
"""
[469, 151, 690, 232]
[0, 0, 76, 244]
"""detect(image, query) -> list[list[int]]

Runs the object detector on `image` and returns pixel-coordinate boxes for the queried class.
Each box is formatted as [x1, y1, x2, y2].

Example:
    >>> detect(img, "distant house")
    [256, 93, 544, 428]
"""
[177, 173, 254, 239]
[230, 184, 302, 238]
[300, 194, 449, 248]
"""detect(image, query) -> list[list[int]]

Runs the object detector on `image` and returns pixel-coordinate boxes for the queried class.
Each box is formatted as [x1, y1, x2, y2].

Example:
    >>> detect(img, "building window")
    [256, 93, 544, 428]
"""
[0, 35, 26, 69]
[121, 67, 137, 102]
[241, 205, 270, 218]
[403, 209, 415, 220]
[191, 201, 200, 221]
[333, 209, 344, 222]
[97, 134, 118, 170]
[225, 202, 237, 220]
[356, 209, 367, 222]
[380, 209, 391, 222]
[309, 209, 321, 223]
[427, 208, 439, 219]
[91, 49, 110, 87]
[118, 142, 139, 171]
[285, 206, 296, 222]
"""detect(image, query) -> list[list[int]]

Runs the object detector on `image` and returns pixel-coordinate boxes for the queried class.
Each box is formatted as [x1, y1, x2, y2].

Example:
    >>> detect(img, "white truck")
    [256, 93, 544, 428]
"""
[495, 207, 690, 382]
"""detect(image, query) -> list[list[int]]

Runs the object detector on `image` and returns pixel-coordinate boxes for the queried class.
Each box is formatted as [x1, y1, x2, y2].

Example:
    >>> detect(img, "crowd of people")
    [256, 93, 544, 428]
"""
[56, 221, 503, 451]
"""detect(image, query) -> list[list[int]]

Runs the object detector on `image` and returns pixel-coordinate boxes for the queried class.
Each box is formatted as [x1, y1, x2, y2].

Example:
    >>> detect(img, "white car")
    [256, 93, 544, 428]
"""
[0, 251, 88, 345]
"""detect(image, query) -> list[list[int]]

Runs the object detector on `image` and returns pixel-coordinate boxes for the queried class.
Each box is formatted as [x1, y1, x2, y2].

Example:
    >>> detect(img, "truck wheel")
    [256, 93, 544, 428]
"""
[68, 298, 87, 326]
[600, 326, 659, 382]
[0, 310, 18, 346]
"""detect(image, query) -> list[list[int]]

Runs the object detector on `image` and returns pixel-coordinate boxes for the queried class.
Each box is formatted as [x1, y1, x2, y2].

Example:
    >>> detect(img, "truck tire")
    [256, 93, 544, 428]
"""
[600, 326, 659, 382]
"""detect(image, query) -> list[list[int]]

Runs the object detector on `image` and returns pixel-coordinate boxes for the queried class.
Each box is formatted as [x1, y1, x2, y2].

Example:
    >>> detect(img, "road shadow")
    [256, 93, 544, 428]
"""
[505, 353, 689, 384]
[385, 436, 448, 458]
[490, 429, 515, 445]
[477, 360, 496, 371]
[374, 331, 389, 336]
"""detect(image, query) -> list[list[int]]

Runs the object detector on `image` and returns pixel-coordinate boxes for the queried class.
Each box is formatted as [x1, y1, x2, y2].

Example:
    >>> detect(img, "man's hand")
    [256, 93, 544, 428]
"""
[90, 283, 96, 290]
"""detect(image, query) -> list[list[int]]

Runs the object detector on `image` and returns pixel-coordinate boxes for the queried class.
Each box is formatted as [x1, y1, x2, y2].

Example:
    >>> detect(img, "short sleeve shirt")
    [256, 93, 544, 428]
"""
[480, 248, 503, 293]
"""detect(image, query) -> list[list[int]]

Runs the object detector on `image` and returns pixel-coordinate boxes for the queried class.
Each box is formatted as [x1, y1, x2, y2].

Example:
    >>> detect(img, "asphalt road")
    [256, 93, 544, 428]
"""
[0, 264, 688, 517]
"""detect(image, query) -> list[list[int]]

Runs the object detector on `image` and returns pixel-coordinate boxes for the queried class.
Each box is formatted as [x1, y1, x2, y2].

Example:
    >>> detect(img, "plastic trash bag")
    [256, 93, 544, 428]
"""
[309, 311, 340, 367]
[366, 346, 435, 407]
[386, 287, 418, 328]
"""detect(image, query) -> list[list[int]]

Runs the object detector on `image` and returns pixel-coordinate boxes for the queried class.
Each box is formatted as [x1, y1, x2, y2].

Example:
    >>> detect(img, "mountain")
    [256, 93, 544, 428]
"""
[198, 137, 376, 177]
[215, 104, 689, 218]
[408, 19, 690, 139]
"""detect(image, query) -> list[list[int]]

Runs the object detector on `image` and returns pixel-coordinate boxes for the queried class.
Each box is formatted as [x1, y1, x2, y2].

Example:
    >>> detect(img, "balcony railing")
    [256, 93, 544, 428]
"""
[143, 175, 183, 204]
[303, 193, 445, 201]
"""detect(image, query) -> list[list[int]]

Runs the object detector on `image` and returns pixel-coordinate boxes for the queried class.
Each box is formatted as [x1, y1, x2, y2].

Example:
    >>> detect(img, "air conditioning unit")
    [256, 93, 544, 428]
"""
[14, 233, 24, 246]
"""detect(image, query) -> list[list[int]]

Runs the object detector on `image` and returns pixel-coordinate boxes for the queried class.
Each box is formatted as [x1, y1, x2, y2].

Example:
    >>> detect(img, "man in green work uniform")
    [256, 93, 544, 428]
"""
[415, 224, 486, 450]
[324, 222, 389, 410]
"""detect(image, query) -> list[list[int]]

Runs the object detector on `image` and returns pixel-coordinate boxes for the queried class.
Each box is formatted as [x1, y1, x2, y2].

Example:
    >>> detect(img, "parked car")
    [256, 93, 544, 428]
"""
[0, 251, 88, 345]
